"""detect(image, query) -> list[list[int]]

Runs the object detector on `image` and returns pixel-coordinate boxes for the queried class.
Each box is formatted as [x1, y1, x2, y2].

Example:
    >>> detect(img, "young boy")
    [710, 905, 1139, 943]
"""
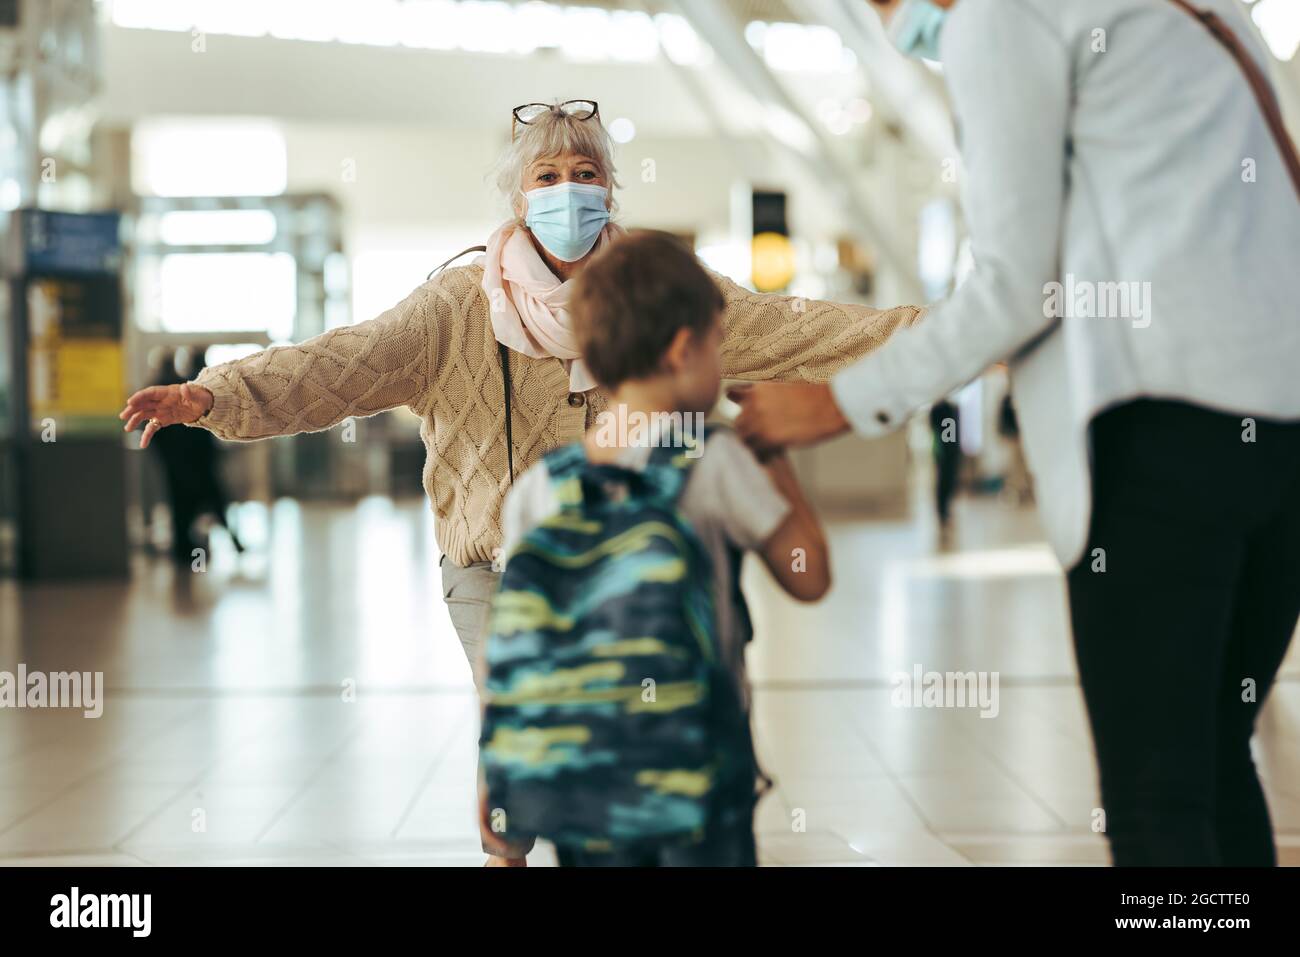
[492, 230, 831, 866]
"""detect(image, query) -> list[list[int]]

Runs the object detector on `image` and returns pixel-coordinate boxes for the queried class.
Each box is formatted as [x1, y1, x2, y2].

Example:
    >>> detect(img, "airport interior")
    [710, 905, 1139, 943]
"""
[1, 0, 1299, 873]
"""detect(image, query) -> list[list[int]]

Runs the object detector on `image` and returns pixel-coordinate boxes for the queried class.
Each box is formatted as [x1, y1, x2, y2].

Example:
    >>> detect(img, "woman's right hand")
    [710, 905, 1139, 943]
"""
[119, 383, 215, 449]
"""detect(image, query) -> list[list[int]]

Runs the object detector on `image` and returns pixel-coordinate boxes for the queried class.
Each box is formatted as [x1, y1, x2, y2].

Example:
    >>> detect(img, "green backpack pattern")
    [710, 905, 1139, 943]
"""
[479, 431, 756, 850]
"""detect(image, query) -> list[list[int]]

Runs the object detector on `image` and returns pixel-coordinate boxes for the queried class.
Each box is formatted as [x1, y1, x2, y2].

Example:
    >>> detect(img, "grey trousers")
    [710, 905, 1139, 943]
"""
[439, 555, 499, 682]
[439, 555, 536, 858]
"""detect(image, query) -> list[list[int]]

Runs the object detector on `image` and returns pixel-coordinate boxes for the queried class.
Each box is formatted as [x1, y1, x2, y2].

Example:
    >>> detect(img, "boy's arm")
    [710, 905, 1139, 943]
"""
[709, 269, 925, 383]
[755, 455, 831, 603]
[702, 432, 830, 603]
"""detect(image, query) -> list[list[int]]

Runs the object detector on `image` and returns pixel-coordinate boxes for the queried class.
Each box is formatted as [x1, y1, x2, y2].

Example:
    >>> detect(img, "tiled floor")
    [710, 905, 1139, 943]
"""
[2, 494, 1298, 867]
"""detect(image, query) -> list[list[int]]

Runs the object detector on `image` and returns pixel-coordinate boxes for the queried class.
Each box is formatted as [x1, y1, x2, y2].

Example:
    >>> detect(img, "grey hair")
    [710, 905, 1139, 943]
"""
[493, 104, 622, 223]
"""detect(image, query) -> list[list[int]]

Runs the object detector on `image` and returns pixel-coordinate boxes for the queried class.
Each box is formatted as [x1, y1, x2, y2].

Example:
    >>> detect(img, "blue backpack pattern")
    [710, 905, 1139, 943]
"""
[479, 429, 756, 850]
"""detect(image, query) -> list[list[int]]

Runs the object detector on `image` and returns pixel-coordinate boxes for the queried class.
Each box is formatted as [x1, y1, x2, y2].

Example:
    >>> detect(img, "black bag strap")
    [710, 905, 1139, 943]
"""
[499, 340, 514, 485]
[427, 244, 515, 485]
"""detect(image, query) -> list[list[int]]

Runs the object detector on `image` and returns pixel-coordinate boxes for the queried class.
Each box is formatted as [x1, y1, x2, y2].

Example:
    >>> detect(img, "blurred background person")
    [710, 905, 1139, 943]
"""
[928, 395, 961, 542]
[997, 393, 1033, 507]
[148, 347, 245, 565]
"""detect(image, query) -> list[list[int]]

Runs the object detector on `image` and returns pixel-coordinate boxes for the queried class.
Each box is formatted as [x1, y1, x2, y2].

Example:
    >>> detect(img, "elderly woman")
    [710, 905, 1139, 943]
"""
[120, 100, 921, 864]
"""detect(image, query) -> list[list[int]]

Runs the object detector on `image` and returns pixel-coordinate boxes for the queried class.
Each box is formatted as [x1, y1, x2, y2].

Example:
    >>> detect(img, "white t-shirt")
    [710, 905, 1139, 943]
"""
[499, 430, 791, 700]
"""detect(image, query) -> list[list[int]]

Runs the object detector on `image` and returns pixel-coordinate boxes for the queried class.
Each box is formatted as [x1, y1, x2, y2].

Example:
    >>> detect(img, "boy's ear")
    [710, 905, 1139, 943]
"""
[663, 327, 696, 373]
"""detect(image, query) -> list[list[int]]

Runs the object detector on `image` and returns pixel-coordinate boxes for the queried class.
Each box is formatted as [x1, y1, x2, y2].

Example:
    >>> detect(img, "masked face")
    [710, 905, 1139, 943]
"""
[888, 0, 949, 62]
[523, 182, 612, 263]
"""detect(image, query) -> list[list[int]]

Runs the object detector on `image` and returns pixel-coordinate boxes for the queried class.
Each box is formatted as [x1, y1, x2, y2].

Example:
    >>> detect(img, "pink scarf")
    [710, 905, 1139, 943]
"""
[480, 221, 625, 393]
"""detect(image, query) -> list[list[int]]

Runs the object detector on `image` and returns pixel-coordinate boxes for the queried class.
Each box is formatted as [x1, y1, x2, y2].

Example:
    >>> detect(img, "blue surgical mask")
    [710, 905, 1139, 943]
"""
[524, 182, 611, 262]
[888, 0, 948, 62]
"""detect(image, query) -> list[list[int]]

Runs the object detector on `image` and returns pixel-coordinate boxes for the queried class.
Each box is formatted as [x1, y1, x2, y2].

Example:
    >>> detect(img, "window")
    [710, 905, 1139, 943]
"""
[156, 252, 297, 340]
[132, 120, 287, 198]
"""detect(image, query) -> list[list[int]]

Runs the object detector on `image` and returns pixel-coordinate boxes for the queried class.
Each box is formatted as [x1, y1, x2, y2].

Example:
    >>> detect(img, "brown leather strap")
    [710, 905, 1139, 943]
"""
[1167, 0, 1300, 201]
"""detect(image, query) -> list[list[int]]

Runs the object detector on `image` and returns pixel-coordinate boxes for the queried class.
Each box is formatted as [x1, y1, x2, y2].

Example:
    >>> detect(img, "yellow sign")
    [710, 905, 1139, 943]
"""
[30, 341, 125, 420]
[26, 278, 125, 432]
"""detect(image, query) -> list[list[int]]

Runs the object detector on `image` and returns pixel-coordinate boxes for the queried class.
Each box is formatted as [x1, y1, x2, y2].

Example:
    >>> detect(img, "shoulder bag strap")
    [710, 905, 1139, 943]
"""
[426, 245, 487, 281]
[1167, 0, 1300, 200]
[499, 340, 514, 485]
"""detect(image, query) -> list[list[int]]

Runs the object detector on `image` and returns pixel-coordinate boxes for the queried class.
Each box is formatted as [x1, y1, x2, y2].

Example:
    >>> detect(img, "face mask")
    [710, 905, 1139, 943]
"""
[888, 0, 948, 62]
[524, 182, 611, 262]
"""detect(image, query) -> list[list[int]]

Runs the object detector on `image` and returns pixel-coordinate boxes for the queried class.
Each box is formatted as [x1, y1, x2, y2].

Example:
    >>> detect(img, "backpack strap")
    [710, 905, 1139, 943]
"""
[646, 423, 756, 649]
[641, 421, 718, 505]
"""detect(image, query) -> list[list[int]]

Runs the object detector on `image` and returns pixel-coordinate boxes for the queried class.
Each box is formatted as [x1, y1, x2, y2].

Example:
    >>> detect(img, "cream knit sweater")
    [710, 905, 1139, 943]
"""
[192, 264, 922, 567]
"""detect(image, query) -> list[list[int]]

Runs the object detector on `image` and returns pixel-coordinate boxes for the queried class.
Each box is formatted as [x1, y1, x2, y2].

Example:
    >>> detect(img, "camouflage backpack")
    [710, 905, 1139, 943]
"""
[479, 430, 756, 850]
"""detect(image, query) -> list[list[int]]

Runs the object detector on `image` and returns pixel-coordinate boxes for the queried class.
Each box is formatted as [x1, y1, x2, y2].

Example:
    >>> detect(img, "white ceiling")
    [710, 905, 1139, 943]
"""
[97, 23, 868, 140]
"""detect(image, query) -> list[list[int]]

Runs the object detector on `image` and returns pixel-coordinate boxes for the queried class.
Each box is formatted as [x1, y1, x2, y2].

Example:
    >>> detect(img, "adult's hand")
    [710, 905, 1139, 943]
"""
[119, 383, 214, 449]
[729, 381, 852, 458]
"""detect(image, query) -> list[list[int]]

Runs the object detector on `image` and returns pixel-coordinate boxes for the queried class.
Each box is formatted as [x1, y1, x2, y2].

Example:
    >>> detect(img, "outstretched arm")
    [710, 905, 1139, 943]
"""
[710, 269, 924, 383]
[731, 5, 1069, 454]
[827, 7, 1066, 440]
[121, 281, 442, 447]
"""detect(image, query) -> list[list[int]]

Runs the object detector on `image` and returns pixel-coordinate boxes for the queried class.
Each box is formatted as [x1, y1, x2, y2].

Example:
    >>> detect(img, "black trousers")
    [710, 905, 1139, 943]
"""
[935, 446, 961, 525]
[1067, 399, 1300, 866]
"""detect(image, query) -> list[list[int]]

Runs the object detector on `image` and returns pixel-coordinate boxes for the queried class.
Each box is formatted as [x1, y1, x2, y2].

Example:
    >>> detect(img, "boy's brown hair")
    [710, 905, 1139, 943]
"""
[570, 230, 725, 388]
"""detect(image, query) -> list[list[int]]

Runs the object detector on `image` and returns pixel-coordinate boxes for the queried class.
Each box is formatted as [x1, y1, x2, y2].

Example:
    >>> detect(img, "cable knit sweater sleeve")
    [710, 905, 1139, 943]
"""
[710, 270, 925, 383]
[190, 281, 441, 442]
